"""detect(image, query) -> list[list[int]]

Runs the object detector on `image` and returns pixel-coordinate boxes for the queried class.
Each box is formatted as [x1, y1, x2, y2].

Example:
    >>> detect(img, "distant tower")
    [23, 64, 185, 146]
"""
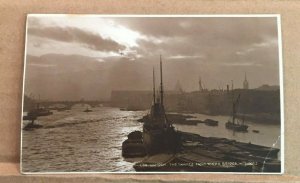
[243, 72, 249, 89]
[174, 80, 184, 94]
[199, 76, 204, 92]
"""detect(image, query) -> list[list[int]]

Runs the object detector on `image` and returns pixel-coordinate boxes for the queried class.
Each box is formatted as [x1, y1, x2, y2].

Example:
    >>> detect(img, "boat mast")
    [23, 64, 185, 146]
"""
[242, 115, 245, 125]
[233, 94, 241, 125]
[160, 55, 164, 106]
[153, 67, 156, 104]
[159, 55, 170, 125]
[231, 80, 235, 124]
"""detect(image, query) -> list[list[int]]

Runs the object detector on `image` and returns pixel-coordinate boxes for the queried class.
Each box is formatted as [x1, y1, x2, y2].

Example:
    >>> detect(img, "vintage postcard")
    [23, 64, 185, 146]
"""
[21, 14, 283, 173]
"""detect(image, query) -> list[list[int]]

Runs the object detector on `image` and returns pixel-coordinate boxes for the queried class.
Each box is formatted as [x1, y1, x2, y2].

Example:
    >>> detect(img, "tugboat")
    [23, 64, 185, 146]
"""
[143, 56, 180, 154]
[225, 86, 248, 132]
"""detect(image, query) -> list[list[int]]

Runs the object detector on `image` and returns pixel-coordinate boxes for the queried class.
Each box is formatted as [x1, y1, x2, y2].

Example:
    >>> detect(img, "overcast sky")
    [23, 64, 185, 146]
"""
[25, 15, 280, 100]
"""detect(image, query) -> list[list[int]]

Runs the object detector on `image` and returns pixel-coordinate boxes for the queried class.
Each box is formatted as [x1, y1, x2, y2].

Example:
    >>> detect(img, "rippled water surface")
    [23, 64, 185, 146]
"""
[22, 106, 146, 172]
[22, 106, 281, 172]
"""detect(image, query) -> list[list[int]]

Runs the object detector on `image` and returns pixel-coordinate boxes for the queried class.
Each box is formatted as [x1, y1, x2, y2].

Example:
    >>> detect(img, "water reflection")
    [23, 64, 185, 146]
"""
[22, 107, 280, 172]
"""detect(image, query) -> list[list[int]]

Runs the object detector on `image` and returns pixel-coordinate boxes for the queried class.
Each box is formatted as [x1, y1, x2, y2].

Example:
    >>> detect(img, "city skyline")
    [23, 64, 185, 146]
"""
[24, 15, 280, 100]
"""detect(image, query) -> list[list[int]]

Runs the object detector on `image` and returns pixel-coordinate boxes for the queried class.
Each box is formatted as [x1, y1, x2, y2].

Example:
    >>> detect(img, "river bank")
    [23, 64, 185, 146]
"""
[135, 110, 280, 126]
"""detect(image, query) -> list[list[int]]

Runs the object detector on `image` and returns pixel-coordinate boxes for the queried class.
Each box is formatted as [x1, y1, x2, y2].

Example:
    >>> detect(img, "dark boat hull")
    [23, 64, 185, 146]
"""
[225, 122, 248, 132]
[122, 140, 146, 158]
[27, 109, 53, 117]
[143, 127, 180, 155]
[122, 131, 147, 158]
[204, 119, 219, 126]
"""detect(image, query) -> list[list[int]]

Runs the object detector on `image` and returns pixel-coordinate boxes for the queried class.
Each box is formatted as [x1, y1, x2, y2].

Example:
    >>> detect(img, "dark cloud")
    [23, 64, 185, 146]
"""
[115, 17, 277, 42]
[28, 26, 126, 52]
[118, 17, 279, 69]
[25, 16, 281, 100]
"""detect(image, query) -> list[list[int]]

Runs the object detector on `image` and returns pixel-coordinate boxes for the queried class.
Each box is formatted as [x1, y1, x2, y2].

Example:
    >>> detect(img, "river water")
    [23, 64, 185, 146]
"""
[21, 105, 281, 172]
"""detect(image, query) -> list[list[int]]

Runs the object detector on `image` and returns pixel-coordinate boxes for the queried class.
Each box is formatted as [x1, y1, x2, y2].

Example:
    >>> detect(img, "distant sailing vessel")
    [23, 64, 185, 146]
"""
[142, 56, 180, 154]
[23, 97, 52, 130]
[225, 91, 249, 132]
[23, 101, 53, 119]
[23, 110, 42, 131]
[122, 57, 280, 172]
[83, 107, 92, 112]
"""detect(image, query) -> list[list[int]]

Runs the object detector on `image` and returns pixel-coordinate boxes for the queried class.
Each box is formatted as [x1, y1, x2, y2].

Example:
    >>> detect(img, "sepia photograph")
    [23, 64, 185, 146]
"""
[21, 15, 283, 173]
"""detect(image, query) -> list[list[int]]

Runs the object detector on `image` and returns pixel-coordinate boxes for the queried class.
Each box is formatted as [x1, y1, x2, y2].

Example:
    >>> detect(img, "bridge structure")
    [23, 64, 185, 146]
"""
[38, 100, 110, 109]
